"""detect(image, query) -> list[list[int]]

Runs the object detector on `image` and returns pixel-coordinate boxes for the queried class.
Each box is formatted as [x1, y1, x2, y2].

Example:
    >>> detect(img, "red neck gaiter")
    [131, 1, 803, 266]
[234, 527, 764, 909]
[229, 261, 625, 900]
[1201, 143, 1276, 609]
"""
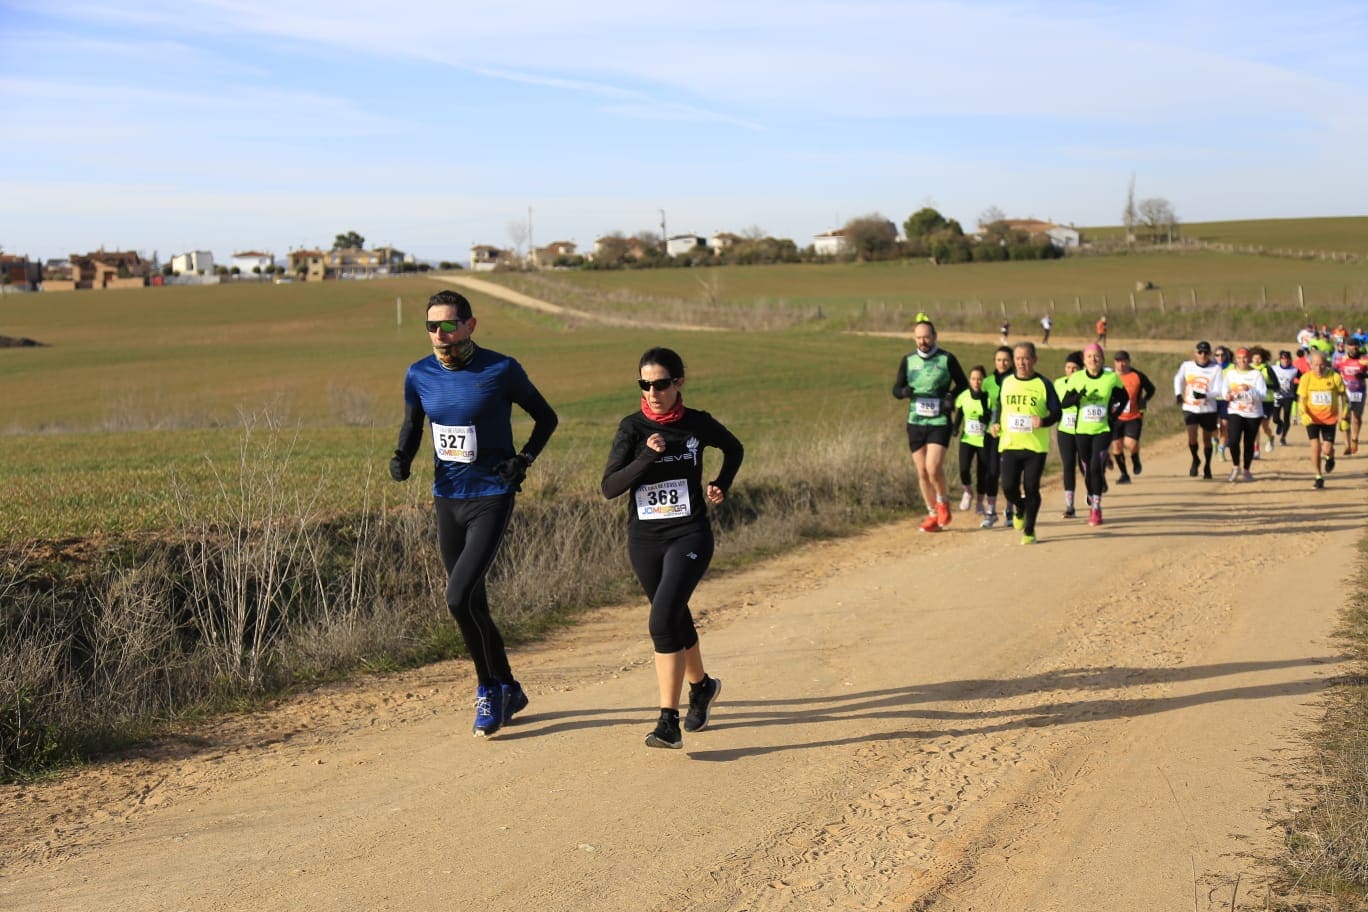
[641, 394, 685, 425]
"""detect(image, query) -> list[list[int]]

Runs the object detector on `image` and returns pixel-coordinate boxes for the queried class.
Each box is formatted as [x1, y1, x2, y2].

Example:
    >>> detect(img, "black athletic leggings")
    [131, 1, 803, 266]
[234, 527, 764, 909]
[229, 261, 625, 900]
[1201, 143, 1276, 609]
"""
[1056, 432, 1078, 494]
[980, 433, 1001, 497]
[1273, 397, 1294, 438]
[435, 493, 516, 687]
[958, 440, 989, 493]
[628, 524, 714, 654]
[1074, 431, 1111, 499]
[999, 450, 1047, 536]
[1227, 415, 1261, 470]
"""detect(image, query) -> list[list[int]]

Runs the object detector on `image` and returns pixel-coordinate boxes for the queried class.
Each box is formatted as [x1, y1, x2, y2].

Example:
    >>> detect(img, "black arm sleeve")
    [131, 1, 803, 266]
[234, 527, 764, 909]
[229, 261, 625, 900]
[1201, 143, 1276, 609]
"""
[891, 355, 911, 399]
[514, 386, 559, 461]
[703, 415, 745, 493]
[1138, 371, 1157, 402]
[1108, 384, 1130, 415]
[601, 421, 658, 499]
[394, 399, 426, 461]
[1039, 376, 1063, 428]
[946, 354, 970, 401]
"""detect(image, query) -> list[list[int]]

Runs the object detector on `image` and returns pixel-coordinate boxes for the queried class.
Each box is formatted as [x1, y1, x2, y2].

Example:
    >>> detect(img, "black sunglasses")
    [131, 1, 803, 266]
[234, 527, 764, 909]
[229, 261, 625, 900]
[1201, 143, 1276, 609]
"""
[425, 319, 466, 333]
[638, 378, 677, 392]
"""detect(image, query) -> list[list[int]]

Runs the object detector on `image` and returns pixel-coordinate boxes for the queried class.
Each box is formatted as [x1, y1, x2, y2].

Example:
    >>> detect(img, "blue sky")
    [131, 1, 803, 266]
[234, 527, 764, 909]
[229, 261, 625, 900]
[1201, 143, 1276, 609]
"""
[2, 0, 1366, 263]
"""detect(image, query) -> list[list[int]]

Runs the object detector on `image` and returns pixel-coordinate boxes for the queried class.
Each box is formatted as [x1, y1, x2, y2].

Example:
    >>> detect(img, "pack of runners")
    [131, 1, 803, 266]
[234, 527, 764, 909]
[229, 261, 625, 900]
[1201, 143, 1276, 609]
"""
[389, 293, 1364, 745]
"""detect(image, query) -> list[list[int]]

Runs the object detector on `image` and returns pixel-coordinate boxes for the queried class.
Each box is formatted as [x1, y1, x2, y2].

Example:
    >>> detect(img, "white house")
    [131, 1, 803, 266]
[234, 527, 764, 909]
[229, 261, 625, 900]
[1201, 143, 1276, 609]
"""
[470, 245, 507, 272]
[1045, 225, 1080, 249]
[666, 234, 706, 257]
[170, 250, 214, 276]
[812, 229, 849, 256]
[232, 250, 274, 274]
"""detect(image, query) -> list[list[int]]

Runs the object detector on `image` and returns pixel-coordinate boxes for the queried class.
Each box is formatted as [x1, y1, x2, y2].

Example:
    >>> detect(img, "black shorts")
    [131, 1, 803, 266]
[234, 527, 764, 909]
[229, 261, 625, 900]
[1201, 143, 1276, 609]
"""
[906, 423, 952, 452]
[1112, 417, 1143, 441]
[1307, 424, 1337, 442]
[1184, 412, 1218, 431]
[1350, 398, 1365, 417]
[1216, 401, 1229, 419]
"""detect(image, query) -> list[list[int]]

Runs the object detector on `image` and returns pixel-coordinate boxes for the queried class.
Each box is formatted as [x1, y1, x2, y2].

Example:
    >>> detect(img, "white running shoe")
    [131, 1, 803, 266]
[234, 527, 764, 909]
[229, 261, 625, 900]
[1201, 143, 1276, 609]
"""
[959, 490, 973, 511]
[1228, 467, 1240, 482]
[1263, 440, 1273, 453]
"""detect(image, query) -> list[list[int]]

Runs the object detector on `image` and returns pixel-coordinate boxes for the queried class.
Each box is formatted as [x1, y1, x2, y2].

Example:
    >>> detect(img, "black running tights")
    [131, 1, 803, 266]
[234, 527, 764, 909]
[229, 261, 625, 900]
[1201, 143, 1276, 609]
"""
[435, 493, 516, 686]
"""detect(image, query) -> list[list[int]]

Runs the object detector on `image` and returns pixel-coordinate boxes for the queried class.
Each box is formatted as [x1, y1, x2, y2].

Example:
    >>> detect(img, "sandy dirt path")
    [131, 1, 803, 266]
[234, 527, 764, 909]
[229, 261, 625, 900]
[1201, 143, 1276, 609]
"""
[1, 431, 1361, 911]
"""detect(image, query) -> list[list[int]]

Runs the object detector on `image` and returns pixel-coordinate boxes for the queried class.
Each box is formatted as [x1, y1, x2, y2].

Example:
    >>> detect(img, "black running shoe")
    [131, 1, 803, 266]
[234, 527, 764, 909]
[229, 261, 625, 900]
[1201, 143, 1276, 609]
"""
[645, 709, 683, 749]
[1116, 474, 1131, 485]
[684, 675, 722, 733]
[1132, 454, 1142, 475]
[1326, 454, 1336, 473]
[1189, 457, 1199, 477]
[1313, 476, 1325, 489]
[1202, 465, 1212, 480]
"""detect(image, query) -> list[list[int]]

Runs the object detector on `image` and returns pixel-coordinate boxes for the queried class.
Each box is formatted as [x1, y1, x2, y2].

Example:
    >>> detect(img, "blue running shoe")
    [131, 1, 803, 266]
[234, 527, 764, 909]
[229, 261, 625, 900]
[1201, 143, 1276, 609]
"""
[473, 683, 506, 737]
[502, 681, 529, 722]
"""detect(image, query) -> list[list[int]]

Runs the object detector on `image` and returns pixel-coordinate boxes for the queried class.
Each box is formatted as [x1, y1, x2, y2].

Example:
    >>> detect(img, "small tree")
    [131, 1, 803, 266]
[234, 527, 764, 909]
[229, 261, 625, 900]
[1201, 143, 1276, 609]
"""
[333, 230, 365, 250]
[978, 206, 1006, 230]
[904, 207, 950, 241]
[1137, 197, 1178, 244]
[843, 214, 898, 262]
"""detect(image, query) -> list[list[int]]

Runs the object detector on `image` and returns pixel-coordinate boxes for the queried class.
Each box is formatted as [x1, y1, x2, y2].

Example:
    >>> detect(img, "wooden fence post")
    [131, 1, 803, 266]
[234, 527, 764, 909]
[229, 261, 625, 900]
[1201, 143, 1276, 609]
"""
[1159, 290, 1166, 313]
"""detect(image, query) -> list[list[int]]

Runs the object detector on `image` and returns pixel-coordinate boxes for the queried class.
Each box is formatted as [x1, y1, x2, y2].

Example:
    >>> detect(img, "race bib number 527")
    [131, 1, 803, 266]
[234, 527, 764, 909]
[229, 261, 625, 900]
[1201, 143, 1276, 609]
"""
[433, 423, 477, 463]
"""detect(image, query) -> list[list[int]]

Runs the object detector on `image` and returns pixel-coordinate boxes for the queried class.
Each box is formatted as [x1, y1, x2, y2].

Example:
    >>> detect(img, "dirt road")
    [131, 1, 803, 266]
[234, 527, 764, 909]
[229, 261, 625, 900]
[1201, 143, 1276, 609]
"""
[1, 431, 1361, 910]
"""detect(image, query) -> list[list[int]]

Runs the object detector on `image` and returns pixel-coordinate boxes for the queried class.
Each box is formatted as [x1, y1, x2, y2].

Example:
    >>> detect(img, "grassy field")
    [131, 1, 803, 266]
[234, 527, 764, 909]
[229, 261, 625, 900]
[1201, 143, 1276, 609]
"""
[2, 276, 1121, 543]
[482, 252, 1367, 342]
[1083, 215, 1368, 256]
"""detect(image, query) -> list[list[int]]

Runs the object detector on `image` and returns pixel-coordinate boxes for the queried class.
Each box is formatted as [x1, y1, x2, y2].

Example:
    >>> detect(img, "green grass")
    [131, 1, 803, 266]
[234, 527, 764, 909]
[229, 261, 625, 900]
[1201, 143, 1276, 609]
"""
[483, 252, 1368, 341]
[1084, 215, 1368, 256]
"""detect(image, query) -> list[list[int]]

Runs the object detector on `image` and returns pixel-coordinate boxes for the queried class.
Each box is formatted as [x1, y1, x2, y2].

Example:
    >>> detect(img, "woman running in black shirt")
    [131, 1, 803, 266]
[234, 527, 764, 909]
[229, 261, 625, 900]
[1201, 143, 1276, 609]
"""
[602, 348, 744, 750]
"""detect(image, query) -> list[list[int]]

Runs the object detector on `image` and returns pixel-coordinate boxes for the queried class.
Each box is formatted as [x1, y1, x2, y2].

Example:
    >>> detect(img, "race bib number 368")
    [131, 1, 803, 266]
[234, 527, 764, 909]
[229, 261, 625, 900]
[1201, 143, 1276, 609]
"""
[635, 479, 692, 520]
[433, 423, 477, 463]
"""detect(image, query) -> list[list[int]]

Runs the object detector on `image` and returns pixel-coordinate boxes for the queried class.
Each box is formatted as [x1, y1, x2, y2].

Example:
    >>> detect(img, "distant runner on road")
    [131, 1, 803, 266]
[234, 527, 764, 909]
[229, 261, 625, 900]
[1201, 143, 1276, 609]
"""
[1055, 351, 1083, 518]
[952, 365, 993, 516]
[1060, 344, 1127, 526]
[1109, 350, 1155, 485]
[990, 342, 1062, 545]
[1336, 338, 1365, 455]
[1174, 340, 1225, 480]
[1223, 347, 1268, 483]
[1298, 348, 1348, 489]
[892, 319, 969, 533]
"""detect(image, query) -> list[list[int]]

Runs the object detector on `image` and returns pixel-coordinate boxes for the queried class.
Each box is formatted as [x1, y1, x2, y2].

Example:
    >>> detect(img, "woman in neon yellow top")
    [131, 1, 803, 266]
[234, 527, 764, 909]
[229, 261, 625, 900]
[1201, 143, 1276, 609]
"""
[952, 365, 992, 516]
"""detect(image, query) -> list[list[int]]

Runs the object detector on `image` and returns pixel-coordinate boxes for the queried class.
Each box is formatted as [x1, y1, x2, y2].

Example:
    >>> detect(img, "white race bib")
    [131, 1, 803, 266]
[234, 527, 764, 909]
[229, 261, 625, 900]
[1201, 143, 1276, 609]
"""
[1060, 411, 1077, 431]
[432, 423, 477, 463]
[1008, 413, 1035, 433]
[965, 419, 985, 438]
[635, 479, 692, 520]
[1310, 391, 1332, 406]
[1080, 404, 1106, 424]
[1351, 391, 1364, 403]
[915, 397, 941, 418]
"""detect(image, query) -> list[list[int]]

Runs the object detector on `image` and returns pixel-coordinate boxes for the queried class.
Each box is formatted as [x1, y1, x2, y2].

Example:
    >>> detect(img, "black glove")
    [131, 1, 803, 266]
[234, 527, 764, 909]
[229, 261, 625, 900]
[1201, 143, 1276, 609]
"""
[389, 451, 411, 482]
[495, 453, 532, 491]
[1059, 389, 1082, 409]
[1174, 394, 1183, 406]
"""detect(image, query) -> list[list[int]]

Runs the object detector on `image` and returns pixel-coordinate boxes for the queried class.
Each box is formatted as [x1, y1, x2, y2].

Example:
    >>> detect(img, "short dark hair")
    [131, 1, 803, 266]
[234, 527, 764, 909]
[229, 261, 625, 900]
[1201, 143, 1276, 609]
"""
[639, 346, 686, 379]
[1113, 350, 1131, 361]
[427, 289, 473, 320]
